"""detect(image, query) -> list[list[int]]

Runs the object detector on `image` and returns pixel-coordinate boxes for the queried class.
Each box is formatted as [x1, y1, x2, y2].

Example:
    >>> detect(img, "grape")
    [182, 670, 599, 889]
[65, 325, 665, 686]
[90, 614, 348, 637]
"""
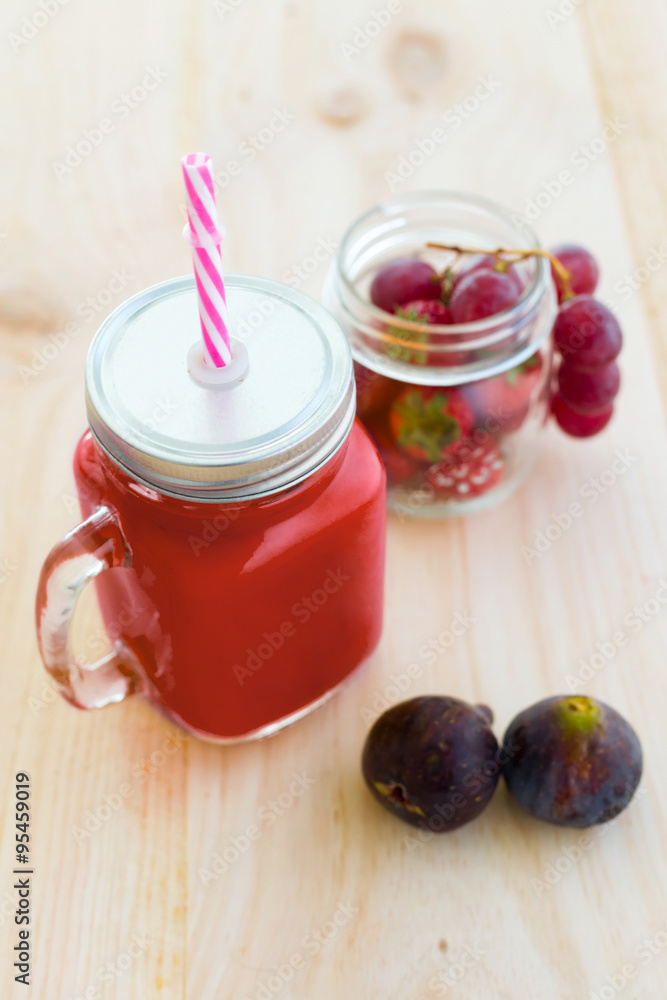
[370, 258, 441, 313]
[553, 296, 622, 371]
[558, 361, 620, 414]
[550, 244, 599, 302]
[449, 268, 522, 323]
[552, 394, 614, 437]
[451, 254, 523, 297]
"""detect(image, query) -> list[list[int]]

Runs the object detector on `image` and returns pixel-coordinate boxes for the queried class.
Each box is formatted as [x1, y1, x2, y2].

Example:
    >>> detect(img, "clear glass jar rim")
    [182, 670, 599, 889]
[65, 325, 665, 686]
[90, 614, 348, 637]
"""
[327, 190, 557, 384]
[337, 190, 547, 338]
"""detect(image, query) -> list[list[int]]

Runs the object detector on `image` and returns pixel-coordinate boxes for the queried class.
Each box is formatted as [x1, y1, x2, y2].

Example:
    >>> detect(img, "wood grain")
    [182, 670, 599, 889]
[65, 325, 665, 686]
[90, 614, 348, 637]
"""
[1, 0, 667, 997]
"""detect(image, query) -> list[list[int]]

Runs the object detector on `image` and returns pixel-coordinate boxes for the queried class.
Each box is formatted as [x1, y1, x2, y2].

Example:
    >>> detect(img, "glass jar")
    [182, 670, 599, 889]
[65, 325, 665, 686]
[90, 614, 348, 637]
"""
[36, 275, 386, 742]
[325, 192, 557, 518]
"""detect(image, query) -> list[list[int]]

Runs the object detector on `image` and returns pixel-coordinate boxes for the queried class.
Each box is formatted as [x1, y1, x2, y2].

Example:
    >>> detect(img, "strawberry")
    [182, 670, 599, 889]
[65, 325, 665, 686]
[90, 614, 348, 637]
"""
[364, 415, 425, 486]
[393, 299, 473, 368]
[395, 299, 452, 325]
[425, 438, 504, 499]
[389, 386, 474, 464]
[463, 352, 544, 434]
[384, 300, 448, 366]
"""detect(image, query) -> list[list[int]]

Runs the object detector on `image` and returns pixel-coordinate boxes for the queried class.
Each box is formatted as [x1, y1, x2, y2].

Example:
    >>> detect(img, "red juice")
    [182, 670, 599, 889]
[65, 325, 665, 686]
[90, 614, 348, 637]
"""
[73, 424, 385, 740]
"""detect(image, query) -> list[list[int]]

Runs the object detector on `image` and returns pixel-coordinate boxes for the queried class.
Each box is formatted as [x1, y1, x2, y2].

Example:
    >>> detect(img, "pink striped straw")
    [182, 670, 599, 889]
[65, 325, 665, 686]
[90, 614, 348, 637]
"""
[181, 152, 232, 368]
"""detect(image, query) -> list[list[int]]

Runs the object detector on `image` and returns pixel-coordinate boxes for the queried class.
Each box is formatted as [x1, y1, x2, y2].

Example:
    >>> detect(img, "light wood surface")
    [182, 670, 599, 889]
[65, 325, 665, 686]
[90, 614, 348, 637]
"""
[2, 1, 667, 996]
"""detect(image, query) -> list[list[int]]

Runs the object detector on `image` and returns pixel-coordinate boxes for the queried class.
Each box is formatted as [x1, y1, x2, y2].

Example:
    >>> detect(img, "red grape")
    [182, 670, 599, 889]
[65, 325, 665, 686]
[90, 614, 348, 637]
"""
[450, 268, 522, 323]
[553, 296, 622, 371]
[370, 258, 441, 313]
[558, 361, 620, 414]
[552, 394, 614, 437]
[550, 244, 599, 302]
[452, 255, 523, 297]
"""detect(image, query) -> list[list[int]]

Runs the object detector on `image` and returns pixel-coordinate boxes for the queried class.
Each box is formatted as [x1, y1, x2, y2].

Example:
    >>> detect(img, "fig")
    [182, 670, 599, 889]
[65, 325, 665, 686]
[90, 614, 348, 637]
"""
[361, 696, 500, 832]
[501, 695, 642, 828]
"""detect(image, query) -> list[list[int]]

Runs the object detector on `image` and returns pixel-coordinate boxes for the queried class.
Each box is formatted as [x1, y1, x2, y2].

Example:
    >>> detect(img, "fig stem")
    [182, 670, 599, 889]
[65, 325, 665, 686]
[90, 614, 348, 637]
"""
[426, 242, 575, 301]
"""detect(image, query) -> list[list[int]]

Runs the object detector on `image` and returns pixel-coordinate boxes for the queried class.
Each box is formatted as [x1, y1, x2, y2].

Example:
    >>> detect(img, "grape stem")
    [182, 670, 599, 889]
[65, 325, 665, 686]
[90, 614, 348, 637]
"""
[427, 242, 574, 300]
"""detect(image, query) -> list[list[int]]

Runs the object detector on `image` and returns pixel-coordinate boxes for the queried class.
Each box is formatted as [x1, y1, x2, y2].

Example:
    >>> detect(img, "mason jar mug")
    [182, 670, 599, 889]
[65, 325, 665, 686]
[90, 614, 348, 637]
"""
[36, 276, 386, 742]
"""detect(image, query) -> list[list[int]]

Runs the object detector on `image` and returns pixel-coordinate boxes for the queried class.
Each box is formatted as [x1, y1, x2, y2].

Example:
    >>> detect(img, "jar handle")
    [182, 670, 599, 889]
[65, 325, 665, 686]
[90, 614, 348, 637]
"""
[35, 506, 141, 710]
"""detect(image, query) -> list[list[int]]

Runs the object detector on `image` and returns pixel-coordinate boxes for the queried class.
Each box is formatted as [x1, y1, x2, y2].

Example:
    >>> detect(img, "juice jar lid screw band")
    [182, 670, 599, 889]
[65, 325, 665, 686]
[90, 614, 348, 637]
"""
[85, 275, 355, 502]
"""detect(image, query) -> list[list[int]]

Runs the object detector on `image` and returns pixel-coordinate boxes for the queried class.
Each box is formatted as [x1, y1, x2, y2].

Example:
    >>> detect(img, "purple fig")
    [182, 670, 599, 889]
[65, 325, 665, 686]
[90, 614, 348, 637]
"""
[502, 695, 642, 828]
[362, 696, 500, 832]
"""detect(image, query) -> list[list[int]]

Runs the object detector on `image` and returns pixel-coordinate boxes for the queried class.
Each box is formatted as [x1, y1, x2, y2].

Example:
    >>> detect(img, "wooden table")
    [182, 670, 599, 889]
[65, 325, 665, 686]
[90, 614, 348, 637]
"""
[2, 0, 667, 996]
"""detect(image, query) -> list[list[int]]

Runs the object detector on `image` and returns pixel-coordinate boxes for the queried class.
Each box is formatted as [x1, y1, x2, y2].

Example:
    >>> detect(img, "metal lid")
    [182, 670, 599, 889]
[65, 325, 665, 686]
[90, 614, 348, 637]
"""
[85, 275, 355, 502]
